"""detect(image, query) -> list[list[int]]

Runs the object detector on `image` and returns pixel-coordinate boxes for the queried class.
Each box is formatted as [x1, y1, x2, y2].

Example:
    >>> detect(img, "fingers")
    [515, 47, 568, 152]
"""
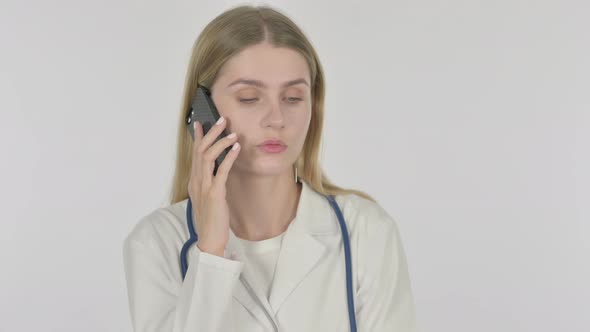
[191, 120, 208, 189]
[191, 116, 237, 191]
[199, 116, 228, 152]
[203, 131, 237, 172]
[200, 117, 230, 188]
[212, 139, 240, 189]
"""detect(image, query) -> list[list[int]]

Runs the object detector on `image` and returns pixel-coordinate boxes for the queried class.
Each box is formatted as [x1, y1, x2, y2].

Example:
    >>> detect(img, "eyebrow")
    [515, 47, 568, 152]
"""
[226, 78, 309, 89]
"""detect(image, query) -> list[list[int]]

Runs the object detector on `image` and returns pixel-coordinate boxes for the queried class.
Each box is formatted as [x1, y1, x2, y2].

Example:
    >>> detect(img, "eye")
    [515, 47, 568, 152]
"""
[286, 97, 302, 104]
[239, 98, 258, 104]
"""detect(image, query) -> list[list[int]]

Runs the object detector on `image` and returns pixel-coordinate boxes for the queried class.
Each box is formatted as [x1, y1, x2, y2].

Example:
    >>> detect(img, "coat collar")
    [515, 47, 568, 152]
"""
[223, 179, 340, 328]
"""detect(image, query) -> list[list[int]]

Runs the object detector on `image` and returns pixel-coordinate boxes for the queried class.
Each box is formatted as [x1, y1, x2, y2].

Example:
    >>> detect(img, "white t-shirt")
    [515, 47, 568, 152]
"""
[234, 230, 287, 300]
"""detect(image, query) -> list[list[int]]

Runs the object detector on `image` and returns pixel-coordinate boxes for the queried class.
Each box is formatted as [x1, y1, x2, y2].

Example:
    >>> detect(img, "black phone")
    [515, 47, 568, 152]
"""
[185, 86, 232, 175]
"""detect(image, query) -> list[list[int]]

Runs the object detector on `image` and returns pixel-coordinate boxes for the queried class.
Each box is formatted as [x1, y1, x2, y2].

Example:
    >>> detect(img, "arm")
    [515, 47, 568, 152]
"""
[122, 237, 244, 332]
[355, 210, 418, 331]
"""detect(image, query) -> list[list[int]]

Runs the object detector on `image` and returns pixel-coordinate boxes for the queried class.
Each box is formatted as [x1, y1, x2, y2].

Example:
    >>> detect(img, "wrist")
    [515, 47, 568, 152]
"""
[196, 242, 225, 257]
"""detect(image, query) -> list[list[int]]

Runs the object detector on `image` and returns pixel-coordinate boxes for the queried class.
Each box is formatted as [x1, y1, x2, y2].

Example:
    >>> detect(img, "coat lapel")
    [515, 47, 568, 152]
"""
[267, 223, 327, 313]
[223, 180, 340, 324]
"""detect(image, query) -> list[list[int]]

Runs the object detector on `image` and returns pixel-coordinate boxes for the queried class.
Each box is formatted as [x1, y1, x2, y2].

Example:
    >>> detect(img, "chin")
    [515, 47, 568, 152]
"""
[250, 159, 293, 175]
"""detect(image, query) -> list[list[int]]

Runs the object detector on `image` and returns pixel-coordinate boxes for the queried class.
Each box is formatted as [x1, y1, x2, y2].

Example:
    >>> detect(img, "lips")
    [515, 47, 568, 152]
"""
[258, 139, 286, 147]
[258, 144, 287, 153]
[257, 138, 287, 153]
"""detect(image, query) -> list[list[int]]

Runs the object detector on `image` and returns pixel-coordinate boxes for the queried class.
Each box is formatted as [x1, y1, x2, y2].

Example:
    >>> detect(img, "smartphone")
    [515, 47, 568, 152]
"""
[185, 86, 232, 175]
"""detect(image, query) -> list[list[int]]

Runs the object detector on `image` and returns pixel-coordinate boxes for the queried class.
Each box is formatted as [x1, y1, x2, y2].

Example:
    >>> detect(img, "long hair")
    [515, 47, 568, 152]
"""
[169, 4, 376, 205]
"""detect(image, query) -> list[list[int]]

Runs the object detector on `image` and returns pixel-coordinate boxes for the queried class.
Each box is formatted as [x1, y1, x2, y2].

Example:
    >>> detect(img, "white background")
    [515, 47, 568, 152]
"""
[1, 0, 588, 331]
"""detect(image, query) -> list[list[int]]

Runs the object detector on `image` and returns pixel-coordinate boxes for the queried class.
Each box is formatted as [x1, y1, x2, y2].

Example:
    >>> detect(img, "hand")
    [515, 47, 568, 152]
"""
[187, 116, 240, 257]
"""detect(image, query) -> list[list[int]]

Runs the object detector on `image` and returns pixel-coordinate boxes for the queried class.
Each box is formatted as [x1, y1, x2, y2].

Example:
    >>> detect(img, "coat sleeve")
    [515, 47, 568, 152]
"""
[122, 236, 245, 332]
[355, 207, 418, 331]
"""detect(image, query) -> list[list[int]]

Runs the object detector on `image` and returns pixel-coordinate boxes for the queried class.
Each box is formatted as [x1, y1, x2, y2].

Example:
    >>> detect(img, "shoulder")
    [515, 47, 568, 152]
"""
[123, 199, 190, 251]
[331, 192, 410, 293]
[332, 191, 400, 238]
[331, 191, 406, 270]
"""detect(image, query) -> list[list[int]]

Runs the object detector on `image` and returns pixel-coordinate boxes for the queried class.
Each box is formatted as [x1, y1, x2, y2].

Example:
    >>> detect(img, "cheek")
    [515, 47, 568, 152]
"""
[226, 116, 258, 146]
[213, 99, 241, 130]
[297, 108, 312, 132]
[293, 113, 311, 146]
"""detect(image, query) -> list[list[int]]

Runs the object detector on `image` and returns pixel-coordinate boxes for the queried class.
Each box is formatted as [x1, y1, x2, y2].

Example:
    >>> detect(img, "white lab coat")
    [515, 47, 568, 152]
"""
[122, 180, 417, 331]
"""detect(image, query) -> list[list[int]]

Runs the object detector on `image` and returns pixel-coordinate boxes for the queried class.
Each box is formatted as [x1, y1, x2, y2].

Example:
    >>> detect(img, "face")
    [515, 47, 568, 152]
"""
[209, 42, 312, 178]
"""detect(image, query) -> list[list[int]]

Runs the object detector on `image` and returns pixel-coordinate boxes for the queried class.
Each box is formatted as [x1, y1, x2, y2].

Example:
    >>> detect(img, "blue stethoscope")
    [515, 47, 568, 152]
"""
[179, 192, 358, 332]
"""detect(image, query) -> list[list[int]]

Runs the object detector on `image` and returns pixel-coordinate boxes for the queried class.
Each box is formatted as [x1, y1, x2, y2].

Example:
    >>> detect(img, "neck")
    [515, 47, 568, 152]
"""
[226, 171, 302, 241]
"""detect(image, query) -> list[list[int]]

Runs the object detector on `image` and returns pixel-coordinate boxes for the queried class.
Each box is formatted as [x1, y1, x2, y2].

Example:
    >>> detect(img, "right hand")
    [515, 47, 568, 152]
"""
[188, 116, 241, 257]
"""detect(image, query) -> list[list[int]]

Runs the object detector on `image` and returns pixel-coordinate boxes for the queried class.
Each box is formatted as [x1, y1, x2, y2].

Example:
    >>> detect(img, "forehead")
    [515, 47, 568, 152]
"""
[217, 43, 310, 87]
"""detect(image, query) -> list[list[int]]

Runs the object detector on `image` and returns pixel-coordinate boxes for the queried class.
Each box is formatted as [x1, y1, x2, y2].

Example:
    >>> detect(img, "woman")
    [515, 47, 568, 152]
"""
[123, 4, 417, 332]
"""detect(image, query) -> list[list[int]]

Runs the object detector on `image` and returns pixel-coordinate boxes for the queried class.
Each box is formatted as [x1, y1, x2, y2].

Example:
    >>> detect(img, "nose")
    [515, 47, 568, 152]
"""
[262, 100, 285, 128]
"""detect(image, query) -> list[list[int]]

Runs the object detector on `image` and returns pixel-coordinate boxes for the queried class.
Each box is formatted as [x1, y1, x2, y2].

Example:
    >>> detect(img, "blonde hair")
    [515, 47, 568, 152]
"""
[168, 4, 376, 205]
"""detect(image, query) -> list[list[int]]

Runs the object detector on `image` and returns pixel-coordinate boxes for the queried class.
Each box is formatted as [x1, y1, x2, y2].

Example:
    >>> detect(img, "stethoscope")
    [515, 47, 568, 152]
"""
[179, 193, 358, 332]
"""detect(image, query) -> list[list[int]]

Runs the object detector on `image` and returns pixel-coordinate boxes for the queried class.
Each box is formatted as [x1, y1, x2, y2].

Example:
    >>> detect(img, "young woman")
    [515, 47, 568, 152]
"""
[123, 4, 417, 332]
